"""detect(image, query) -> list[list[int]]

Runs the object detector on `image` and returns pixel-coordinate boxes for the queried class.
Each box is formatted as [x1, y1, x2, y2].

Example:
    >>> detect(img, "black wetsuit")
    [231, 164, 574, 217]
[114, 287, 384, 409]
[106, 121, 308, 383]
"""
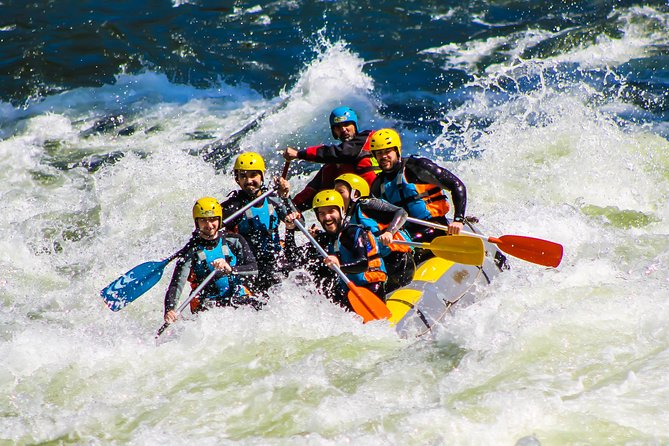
[283, 228, 342, 306]
[285, 224, 385, 310]
[345, 197, 415, 294]
[164, 230, 259, 315]
[292, 129, 377, 211]
[220, 188, 293, 295]
[371, 155, 467, 264]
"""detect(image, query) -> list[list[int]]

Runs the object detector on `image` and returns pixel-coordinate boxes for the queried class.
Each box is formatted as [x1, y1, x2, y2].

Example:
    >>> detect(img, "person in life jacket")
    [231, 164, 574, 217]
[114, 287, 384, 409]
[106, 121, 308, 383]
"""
[311, 189, 388, 307]
[369, 128, 467, 264]
[163, 197, 260, 324]
[334, 173, 415, 294]
[220, 151, 296, 295]
[282, 106, 378, 212]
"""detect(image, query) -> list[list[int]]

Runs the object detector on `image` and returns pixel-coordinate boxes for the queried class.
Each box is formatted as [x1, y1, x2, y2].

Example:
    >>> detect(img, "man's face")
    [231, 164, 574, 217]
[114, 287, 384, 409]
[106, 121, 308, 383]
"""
[316, 205, 342, 234]
[334, 182, 351, 211]
[196, 217, 220, 240]
[373, 147, 400, 172]
[332, 122, 357, 142]
[235, 170, 263, 196]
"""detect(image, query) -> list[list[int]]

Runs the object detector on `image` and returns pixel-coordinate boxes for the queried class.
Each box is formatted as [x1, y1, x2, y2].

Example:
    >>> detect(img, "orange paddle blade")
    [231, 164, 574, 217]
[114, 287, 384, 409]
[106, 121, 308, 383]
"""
[492, 235, 563, 267]
[346, 283, 391, 323]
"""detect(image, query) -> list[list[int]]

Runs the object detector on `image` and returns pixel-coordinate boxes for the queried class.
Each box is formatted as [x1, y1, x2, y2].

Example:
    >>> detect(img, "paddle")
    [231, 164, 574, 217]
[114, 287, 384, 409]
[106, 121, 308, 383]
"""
[391, 236, 485, 266]
[281, 160, 388, 321]
[100, 254, 183, 312]
[291, 219, 391, 323]
[405, 216, 563, 268]
[155, 269, 218, 339]
[100, 187, 278, 311]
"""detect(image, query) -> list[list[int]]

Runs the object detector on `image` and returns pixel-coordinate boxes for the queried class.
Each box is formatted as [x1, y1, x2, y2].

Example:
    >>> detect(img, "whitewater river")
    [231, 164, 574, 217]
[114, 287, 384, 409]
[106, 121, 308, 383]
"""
[2, 2, 669, 445]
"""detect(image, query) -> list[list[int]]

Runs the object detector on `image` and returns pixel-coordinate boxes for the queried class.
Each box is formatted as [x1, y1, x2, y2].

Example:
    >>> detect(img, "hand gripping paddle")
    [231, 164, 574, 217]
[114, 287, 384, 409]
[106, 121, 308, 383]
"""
[292, 219, 391, 323]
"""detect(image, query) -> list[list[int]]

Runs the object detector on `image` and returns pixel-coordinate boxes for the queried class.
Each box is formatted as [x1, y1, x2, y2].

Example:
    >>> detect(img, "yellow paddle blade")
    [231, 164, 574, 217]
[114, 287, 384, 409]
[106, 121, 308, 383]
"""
[424, 236, 485, 266]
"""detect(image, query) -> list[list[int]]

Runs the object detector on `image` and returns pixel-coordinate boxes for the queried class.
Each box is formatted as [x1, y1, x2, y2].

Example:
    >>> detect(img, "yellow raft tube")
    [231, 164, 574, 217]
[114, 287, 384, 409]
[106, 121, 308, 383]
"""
[386, 221, 508, 339]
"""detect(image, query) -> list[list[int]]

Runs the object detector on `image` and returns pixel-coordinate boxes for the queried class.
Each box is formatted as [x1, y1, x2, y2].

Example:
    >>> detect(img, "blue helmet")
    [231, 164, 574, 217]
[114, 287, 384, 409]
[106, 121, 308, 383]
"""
[329, 106, 358, 138]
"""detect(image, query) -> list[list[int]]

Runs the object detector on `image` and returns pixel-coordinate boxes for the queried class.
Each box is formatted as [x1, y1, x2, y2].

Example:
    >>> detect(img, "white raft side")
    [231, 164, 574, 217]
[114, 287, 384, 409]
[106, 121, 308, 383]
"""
[387, 221, 506, 339]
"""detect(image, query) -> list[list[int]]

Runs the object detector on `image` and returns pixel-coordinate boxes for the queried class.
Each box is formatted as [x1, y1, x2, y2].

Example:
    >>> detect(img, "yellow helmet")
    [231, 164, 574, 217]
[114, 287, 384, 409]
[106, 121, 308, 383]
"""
[233, 152, 266, 173]
[312, 189, 345, 215]
[335, 173, 370, 199]
[369, 128, 402, 156]
[193, 197, 223, 221]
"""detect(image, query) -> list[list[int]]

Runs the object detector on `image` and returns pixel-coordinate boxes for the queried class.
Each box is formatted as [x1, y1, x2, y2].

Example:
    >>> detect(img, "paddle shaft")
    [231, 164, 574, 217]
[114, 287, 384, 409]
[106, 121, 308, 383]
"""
[102, 187, 279, 311]
[392, 240, 433, 250]
[292, 219, 351, 285]
[406, 216, 563, 267]
[405, 216, 457, 233]
[224, 187, 276, 223]
[157, 188, 276, 265]
[281, 160, 290, 179]
[408, 216, 519, 244]
[291, 218, 391, 322]
[408, 216, 507, 243]
[155, 269, 218, 338]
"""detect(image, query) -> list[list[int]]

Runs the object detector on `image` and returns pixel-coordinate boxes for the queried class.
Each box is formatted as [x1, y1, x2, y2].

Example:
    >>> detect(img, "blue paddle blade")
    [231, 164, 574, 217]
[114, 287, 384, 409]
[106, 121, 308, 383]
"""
[100, 259, 170, 311]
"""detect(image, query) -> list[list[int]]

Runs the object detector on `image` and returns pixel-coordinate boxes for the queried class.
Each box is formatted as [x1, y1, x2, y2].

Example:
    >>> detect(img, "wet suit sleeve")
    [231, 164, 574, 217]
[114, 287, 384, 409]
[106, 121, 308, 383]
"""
[223, 189, 287, 224]
[283, 229, 335, 279]
[277, 196, 304, 258]
[297, 130, 371, 164]
[337, 226, 369, 275]
[282, 227, 299, 264]
[357, 198, 408, 234]
[225, 232, 259, 276]
[164, 253, 194, 315]
[405, 156, 467, 222]
[284, 232, 319, 269]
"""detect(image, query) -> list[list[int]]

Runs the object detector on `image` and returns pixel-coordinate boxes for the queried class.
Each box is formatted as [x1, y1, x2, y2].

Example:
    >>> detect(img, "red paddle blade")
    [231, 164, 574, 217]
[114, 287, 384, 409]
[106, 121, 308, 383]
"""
[495, 235, 564, 267]
[347, 284, 391, 323]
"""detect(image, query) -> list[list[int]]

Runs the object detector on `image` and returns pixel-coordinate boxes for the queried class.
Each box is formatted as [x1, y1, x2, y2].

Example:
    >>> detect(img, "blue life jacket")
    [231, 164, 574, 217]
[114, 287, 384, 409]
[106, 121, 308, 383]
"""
[192, 236, 247, 299]
[236, 198, 281, 259]
[327, 225, 387, 287]
[379, 159, 450, 221]
[347, 202, 413, 258]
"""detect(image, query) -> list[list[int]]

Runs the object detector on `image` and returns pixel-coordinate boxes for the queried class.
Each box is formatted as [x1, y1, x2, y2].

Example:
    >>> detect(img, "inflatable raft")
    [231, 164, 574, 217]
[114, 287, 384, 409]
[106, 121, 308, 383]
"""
[386, 220, 508, 339]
